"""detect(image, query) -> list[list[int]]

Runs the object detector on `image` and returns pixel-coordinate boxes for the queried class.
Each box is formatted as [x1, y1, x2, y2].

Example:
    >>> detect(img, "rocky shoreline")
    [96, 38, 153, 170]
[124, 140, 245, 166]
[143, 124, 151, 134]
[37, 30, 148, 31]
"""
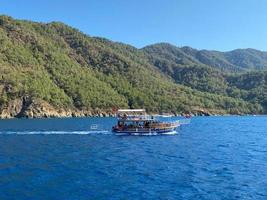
[0, 98, 250, 119]
[0, 98, 117, 119]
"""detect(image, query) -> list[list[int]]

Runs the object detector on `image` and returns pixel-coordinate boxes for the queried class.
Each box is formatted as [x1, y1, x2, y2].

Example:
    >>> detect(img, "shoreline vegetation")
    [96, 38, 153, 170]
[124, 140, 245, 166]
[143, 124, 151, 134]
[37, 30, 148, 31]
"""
[0, 15, 266, 118]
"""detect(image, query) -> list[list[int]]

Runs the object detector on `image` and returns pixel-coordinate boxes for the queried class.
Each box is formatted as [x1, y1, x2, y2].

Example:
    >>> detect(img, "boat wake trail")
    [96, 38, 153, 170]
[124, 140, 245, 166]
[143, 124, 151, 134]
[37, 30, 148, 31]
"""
[0, 130, 111, 135]
[0, 130, 177, 136]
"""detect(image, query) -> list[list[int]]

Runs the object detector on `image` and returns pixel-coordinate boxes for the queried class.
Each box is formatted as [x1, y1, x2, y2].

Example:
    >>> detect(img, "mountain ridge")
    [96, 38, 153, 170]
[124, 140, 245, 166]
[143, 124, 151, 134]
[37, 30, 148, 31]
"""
[0, 15, 266, 118]
[143, 42, 267, 72]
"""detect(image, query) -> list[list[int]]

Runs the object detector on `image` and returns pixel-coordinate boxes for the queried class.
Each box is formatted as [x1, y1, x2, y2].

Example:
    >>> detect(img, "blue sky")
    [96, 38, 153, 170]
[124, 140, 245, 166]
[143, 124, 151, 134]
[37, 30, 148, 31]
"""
[0, 0, 267, 51]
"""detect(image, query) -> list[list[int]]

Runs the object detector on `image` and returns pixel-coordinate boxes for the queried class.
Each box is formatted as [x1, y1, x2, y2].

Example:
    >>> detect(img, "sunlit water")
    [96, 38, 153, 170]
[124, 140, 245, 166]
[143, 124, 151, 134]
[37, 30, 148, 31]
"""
[0, 116, 266, 200]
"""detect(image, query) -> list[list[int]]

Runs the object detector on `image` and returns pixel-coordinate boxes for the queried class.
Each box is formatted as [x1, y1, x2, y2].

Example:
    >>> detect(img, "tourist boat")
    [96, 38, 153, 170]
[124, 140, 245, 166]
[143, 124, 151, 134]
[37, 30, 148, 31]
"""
[112, 109, 180, 135]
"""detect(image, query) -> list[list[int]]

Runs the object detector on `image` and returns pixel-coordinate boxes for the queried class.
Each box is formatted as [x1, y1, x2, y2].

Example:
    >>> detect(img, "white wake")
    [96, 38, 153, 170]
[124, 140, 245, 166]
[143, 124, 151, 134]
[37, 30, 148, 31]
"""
[0, 130, 110, 135]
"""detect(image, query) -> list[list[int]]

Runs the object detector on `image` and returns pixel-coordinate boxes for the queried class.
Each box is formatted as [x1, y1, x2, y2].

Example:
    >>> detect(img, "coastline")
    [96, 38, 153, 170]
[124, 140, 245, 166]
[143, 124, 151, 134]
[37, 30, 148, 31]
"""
[0, 98, 263, 119]
[0, 110, 264, 120]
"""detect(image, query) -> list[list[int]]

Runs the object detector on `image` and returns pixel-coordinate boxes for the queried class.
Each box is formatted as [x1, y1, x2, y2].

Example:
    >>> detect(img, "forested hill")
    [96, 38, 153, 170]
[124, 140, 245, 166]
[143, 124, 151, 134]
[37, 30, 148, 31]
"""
[142, 44, 267, 113]
[143, 43, 267, 72]
[0, 15, 266, 118]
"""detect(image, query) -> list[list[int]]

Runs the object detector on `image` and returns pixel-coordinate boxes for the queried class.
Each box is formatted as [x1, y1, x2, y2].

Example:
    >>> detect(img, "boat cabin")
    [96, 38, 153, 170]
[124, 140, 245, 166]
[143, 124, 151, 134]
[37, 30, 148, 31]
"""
[112, 109, 180, 134]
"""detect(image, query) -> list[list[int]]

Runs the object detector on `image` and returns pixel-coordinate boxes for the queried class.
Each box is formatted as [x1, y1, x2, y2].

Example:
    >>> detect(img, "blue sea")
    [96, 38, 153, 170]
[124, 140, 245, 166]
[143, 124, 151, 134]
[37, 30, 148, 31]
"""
[0, 116, 267, 200]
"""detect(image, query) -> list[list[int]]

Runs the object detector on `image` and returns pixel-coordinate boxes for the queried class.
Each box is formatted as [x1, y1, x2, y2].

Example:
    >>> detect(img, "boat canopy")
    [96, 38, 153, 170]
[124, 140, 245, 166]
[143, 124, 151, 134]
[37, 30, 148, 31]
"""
[117, 109, 146, 115]
[116, 109, 149, 121]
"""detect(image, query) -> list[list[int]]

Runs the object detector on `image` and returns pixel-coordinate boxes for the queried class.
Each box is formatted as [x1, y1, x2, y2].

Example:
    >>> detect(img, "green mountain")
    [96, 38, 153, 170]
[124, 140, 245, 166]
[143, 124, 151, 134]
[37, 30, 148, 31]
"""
[143, 43, 267, 72]
[142, 43, 267, 112]
[0, 15, 265, 118]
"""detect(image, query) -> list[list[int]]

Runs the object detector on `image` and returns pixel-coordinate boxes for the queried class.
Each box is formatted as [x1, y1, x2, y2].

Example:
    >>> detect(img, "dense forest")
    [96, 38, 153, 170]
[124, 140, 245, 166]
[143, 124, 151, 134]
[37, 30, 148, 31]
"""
[0, 15, 266, 118]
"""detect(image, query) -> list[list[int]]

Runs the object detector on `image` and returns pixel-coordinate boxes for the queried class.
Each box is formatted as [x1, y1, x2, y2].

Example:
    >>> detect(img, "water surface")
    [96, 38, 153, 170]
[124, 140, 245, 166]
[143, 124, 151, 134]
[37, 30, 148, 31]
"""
[0, 116, 266, 199]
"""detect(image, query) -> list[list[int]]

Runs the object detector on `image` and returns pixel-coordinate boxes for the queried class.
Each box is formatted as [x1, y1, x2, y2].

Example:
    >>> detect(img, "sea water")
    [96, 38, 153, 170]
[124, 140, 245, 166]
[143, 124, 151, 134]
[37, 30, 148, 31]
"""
[0, 116, 266, 199]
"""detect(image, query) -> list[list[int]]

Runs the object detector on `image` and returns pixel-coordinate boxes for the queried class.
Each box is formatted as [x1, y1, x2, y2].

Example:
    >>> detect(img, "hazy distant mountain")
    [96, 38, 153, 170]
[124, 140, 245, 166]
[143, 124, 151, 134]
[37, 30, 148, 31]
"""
[0, 15, 266, 118]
